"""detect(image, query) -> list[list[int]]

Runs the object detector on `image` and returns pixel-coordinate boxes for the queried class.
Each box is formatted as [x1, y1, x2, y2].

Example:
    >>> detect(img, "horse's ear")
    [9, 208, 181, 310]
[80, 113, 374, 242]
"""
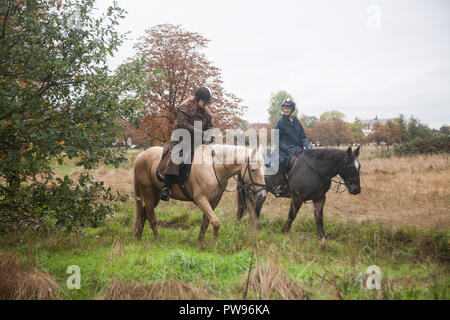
[354, 145, 360, 158]
[346, 146, 352, 158]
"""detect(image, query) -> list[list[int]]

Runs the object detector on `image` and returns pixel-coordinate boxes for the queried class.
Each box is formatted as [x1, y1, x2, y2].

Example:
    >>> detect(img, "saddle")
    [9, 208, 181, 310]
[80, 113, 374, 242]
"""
[271, 152, 302, 198]
[286, 152, 300, 174]
[156, 163, 193, 201]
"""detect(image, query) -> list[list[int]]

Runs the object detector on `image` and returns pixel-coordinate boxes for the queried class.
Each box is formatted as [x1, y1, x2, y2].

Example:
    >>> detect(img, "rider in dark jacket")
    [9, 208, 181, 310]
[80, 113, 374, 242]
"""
[275, 98, 308, 174]
[273, 98, 309, 196]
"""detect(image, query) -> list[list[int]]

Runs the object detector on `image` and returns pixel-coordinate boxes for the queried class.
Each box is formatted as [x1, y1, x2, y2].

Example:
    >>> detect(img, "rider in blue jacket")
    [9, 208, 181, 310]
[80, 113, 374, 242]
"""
[274, 98, 309, 196]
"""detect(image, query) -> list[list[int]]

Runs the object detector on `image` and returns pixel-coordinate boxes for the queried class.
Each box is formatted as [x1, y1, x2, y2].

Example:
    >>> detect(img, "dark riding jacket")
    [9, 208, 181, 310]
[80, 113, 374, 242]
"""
[275, 115, 308, 173]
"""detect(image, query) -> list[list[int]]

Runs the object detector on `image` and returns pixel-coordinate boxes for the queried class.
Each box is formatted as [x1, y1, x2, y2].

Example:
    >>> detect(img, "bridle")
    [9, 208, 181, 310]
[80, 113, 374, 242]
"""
[241, 159, 266, 198]
[301, 153, 359, 193]
[212, 152, 266, 198]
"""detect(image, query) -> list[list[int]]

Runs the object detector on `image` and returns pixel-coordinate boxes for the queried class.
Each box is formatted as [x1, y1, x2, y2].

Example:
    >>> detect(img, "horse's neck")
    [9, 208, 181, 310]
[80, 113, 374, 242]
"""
[216, 161, 243, 181]
[212, 146, 248, 181]
[308, 151, 344, 178]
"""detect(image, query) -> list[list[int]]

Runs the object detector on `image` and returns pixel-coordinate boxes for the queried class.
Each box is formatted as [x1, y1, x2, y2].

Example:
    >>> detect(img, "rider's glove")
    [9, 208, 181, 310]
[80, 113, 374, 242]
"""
[302, 139, 310, 150]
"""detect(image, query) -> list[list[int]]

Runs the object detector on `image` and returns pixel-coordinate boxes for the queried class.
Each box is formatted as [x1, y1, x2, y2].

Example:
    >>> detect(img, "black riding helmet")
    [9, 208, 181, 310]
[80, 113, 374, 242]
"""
[281, 98, 295, 112]
[195, 86, 213, 105]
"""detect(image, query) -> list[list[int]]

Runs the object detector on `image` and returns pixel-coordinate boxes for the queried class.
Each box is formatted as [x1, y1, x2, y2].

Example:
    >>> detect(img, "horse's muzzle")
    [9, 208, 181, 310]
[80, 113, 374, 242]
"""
[254, 191, 267, 217]
[348, 184, 361, 195]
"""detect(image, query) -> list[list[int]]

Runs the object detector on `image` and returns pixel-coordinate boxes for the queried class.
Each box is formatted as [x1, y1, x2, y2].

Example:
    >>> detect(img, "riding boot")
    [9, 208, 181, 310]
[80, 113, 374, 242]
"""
[160, 184, 172, 201]
[275, 172, 290, 197]
[160, 174, 177, 201]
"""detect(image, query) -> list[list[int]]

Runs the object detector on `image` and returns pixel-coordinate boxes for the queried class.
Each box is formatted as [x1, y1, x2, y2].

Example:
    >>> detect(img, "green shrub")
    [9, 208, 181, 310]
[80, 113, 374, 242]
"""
[0, 173, 128, 232]
[394, 135, 450, 156]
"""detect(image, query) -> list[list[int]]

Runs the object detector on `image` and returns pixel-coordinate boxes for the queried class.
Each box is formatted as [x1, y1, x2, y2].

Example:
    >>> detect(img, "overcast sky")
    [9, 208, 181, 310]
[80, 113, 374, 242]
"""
[97, 0, 450, 129]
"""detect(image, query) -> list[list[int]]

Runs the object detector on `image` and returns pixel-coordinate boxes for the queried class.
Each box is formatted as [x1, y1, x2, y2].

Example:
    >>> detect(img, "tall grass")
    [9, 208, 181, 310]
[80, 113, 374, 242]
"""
[0, 147, 448, 300]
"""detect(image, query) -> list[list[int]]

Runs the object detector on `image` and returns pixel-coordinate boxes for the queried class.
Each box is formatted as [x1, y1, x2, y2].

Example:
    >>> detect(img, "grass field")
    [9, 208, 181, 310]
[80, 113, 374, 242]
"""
[0, 146, 449, 300]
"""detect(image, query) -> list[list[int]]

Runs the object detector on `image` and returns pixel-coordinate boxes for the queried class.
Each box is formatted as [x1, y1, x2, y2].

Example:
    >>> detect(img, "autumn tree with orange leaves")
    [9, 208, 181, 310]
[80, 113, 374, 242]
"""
[366, 122, 389, 145]
[127, 24, 245, 145]
[309, 118, 354, 146]
[366, 120, 402, 146]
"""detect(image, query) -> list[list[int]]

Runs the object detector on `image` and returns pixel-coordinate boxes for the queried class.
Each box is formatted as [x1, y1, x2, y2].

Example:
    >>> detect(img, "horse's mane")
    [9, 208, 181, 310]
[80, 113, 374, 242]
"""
[203, 144, 264, 162]
[303, 148, 346, 162]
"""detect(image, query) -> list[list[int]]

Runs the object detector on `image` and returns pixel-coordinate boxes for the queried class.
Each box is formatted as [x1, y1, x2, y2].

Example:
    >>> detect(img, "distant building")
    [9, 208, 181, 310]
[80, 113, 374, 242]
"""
[361, 116, 393, 136]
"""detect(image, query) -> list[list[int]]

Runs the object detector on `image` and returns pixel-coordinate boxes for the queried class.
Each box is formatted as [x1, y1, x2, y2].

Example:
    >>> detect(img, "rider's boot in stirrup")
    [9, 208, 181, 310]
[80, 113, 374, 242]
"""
[160, 184, 171, 201]
[275, 173, 289, 197]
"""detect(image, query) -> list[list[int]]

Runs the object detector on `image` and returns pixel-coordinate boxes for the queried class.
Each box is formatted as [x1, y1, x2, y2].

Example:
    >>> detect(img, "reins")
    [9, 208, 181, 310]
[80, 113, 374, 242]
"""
[211, 150, 266, 197]
[243, 160, 266, 196]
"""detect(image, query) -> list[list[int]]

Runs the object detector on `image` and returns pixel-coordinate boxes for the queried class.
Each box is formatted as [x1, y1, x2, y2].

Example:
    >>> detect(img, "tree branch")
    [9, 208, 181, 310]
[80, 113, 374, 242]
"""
[0, 0, 12, 41]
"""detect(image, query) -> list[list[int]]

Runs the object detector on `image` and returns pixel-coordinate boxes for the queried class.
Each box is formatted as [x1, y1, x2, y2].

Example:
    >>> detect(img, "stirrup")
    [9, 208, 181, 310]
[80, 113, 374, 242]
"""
[160, 186, 171, 201]
[274, 184, 285, 197]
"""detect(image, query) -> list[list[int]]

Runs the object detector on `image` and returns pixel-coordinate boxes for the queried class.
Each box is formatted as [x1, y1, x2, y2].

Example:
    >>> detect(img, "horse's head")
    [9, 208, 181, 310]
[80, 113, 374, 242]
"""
[240, 147, 267, 218]
[339, 146, 361, 195]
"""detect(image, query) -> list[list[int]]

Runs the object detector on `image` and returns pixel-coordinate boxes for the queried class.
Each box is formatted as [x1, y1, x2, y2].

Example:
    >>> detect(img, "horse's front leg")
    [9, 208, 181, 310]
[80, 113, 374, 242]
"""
[195, 196, 220, 245]
[282, 195, 303, 233]
[198, 213, 209, 242]
[236, 175, 246, 220]
[313, 195, 326, 239]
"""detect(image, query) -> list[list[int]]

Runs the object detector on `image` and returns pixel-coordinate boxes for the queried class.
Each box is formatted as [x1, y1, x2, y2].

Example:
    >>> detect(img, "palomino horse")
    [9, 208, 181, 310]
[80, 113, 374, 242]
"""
[236, 146, 361, 238]
[133, 144, 267, 243]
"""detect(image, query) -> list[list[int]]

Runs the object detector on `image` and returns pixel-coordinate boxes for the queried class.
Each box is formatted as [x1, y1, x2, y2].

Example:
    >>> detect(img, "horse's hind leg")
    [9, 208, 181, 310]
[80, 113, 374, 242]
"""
[144, 191, 159, 239]
[133, 194, 147, 239]
[198, 213, 210, 242]
[282, 196, 303, 233]
[135, 187, 158, 240]
[313, 195, 326, 239]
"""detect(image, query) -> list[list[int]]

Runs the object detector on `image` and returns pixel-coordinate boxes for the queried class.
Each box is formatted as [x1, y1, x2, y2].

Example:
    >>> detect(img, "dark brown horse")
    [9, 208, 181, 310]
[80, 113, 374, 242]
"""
[236, 146, 361, 238]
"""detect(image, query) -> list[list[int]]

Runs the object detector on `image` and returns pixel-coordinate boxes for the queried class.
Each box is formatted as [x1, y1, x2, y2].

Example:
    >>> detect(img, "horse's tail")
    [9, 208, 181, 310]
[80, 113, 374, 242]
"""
[133, 176, 146, 238]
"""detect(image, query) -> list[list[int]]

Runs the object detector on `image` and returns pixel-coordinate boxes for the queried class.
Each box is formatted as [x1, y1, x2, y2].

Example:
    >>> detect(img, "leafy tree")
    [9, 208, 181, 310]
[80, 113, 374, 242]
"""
[366, 122, 389, 145]
[267, 90, 297, 125]
[395, 114, 410, 142]
[309, 119, 354, 146]
[300, 114, 319, 129]
[319, 110, 345, 122]
[439, 125, 450, 136]
[385, 120, 401, 146]
[130, 24, 245, 144]
[0, 0, 147, 231]
[239, 119, 249, 130]
[349, 117, 365, 143]
[395, 114, 432, 142]
[407, 116, 432, 140]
